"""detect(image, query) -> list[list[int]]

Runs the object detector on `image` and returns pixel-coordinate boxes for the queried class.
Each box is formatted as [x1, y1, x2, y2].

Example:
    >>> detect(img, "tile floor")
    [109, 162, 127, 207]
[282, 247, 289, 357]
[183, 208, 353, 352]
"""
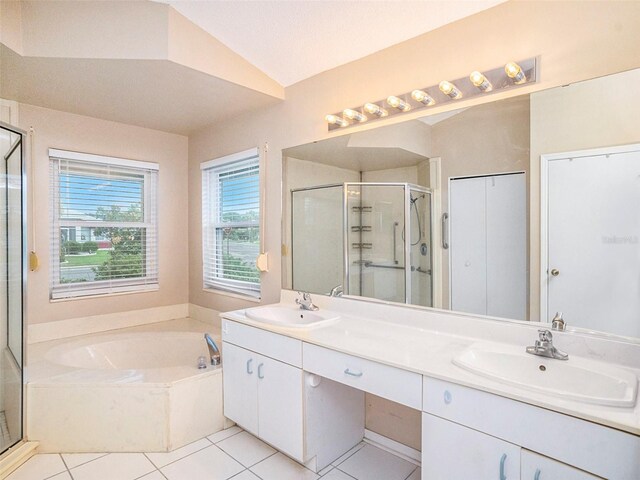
[7, 427, 421, 480]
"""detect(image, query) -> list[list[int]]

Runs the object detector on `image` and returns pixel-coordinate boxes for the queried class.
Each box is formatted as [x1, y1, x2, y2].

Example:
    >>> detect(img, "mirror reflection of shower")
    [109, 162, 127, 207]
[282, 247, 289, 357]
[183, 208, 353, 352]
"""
[291, 182, 433, 308]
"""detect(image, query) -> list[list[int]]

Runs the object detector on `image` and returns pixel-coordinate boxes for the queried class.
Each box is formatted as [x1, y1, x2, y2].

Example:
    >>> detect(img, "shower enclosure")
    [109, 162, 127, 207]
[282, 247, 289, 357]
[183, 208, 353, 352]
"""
[292, 183, 433, 307]
[0, 123, 25, 455]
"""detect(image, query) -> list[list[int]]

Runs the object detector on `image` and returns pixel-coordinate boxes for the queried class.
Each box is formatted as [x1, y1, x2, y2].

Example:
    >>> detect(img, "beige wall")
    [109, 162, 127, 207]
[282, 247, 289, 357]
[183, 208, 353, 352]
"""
[20, 103, 189, 325]
[529, 67, 640, 321]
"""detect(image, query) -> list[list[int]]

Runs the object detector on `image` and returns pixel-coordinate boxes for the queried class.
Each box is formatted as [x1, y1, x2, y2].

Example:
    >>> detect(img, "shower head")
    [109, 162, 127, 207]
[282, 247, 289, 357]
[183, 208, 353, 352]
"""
[410, 193, 426, 205]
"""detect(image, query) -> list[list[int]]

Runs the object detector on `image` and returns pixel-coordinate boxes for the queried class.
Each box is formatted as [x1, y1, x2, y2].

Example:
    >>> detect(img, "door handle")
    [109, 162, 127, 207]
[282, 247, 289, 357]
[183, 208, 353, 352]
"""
[441, 213, 449, 249]
[534, 469, 541, 480]
[344, 368, 363, 377]
[257, 363, 264, 379]
[499, 453, 507, 480]
[246, 358, 253, 375]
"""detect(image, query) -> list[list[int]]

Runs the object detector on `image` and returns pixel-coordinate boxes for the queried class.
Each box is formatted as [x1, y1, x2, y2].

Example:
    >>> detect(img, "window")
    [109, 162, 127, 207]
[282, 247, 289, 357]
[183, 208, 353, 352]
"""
[201, 148, 261, 297]
[49, 149, 159, 299]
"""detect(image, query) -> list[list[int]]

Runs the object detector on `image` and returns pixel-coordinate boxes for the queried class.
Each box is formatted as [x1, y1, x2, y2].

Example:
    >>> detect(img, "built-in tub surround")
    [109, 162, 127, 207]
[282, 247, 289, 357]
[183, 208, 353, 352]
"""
[221, 290, 640, 478]
[27, 318, 225, 453]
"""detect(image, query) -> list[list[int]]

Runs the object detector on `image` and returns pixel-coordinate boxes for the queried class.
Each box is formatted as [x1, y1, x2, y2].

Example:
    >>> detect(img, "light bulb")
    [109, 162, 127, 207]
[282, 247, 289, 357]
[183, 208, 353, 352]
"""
[469, 71, 493, 92]
[411, 90, 435, 106]
[505, 62, 526, 84]
[325, 114, 349, 127]
[386, 96, 411, 112]
[364, 103, 388, 117]
[439, 80, 462, 99]
[343, 108, 367, 122]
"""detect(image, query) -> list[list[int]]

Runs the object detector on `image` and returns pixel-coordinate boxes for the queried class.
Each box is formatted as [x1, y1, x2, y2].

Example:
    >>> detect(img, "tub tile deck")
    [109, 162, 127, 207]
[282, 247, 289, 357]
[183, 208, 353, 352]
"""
[7, 428, 419, 480]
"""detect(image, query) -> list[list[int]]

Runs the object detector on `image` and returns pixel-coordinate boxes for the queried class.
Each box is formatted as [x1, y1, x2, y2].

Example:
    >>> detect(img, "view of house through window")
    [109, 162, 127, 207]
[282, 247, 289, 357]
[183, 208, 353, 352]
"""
[49, 150, 159, 299]
[202, 148, 261, 297]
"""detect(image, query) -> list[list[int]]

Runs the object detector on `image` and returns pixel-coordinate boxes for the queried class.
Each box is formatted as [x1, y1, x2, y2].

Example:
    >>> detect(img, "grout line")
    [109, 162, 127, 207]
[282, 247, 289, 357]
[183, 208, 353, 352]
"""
[144, 441, 217, 470]
[227, 468, 250, 479]
[210, 427, 244, 444]
[333, 466, 359, 480]
[403, 466, 419, 480]
[244, 450, 278, 469]
[61, 453, 110, 472]
[331, 442, 366, 467]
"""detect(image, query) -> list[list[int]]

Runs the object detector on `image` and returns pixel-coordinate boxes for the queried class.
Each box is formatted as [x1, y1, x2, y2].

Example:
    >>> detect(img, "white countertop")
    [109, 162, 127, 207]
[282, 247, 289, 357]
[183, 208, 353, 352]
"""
[222, 300, 640, 436]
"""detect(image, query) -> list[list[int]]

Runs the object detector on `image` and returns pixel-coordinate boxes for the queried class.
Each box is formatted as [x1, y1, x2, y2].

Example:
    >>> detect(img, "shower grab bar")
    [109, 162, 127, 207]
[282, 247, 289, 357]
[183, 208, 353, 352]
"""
[356, 261, 404, 270]
[441, 213, 449, 249]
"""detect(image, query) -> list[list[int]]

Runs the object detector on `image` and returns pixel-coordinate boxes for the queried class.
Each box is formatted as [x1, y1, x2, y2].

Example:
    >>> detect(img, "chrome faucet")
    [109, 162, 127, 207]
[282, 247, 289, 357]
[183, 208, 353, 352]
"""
[204, 333, 221, 366]
[295, 291, 319, 311]
[551, 312, 566, 331]
[329, 285, 343, 297]
[526, 329, 568, 360]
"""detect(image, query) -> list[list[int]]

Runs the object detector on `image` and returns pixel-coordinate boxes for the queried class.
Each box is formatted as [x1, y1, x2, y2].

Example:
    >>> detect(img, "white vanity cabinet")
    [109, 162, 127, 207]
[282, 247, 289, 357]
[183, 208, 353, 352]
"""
[222, 319, 364, 471]
[422, 413, 520, 479]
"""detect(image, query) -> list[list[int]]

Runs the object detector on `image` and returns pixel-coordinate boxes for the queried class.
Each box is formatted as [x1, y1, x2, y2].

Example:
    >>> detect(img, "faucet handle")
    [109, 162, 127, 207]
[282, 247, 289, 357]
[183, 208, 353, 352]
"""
[538, 329, 553, 342]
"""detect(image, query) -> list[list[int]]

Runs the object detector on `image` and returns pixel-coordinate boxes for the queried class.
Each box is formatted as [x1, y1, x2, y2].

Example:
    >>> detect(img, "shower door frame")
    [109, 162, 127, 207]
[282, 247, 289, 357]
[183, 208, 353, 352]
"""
[0, 121, 27, 455]
[342, 182, 432, 305]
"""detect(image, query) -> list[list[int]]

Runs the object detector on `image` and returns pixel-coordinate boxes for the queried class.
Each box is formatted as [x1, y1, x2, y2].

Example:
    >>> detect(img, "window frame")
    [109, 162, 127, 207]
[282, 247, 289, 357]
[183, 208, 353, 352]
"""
[49, 148, 159, 300]
[201, 147, 262, 299]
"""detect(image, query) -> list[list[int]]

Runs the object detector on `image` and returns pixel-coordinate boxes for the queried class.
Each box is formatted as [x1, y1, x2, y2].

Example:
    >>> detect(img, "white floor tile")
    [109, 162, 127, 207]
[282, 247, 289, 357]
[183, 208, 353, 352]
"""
[61, 453, 108, 469]
[337, 445, 416, 480]
[217, 431, 276, 467]
[146, 438, 211, 468]
[161, 444, 244, 480]
[70, 453, 155, 480]
[6, 454, 66, 480]
[230, 471, 261, 480]
[137, 472, 167, 480]
[405, 467, 420, 480]
[321, 469, 355, 479]
[47, 472, 73, 480]
[251, 453, 319, 480]
[331, 442, 366, 466]
[207, 426, 242, 444]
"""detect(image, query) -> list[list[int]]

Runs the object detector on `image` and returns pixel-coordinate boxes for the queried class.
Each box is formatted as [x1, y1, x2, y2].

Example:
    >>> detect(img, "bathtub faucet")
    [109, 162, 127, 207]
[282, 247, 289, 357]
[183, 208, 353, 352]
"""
[204, 333, 221, 366]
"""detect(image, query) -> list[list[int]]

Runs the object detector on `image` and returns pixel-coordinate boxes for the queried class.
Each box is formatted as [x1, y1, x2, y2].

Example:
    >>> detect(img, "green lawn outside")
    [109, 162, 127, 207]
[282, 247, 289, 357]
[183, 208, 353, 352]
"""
[63, 250, 110, 267]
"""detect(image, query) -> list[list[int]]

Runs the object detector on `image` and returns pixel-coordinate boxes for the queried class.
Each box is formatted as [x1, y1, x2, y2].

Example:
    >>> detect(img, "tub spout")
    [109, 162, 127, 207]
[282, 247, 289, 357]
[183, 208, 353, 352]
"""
[204, 333, 221, 366]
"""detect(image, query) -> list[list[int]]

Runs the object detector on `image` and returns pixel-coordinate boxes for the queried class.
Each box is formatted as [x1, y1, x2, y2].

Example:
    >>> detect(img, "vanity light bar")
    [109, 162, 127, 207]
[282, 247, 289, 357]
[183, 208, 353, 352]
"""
[325, 57, 538, 131]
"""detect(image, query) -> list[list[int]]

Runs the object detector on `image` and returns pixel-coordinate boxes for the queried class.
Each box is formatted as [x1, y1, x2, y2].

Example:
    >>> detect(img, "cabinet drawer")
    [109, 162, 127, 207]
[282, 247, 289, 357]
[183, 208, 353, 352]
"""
[222, 319, 302, 367]
[522, 451, 602, 480]
[303, 343, 422, 409]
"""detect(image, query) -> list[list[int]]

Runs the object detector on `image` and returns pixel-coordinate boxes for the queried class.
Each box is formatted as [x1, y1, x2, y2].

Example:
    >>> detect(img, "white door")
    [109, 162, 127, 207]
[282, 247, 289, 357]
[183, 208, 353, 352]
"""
[422, 413, 520, 480]
[546, 149, 640, 337]
[257, 355, 304, 461]
[450, 173, 527, 319]
[522, 450, 602, 480]
[222, 343, 258, 434]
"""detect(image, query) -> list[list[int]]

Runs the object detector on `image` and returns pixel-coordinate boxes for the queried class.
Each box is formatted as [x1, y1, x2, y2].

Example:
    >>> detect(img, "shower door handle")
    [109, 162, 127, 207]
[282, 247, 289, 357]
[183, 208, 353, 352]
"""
[441, 213, 449, 249]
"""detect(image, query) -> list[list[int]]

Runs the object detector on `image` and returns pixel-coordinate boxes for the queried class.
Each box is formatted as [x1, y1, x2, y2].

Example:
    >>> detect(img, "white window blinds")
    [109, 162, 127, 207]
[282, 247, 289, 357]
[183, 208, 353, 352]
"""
[201, 148, 261, 297]
[49, 149, 159, 299]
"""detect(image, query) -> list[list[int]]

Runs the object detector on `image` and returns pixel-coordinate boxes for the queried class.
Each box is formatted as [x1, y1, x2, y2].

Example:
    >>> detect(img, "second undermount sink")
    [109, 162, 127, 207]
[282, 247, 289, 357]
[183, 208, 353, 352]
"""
[453, 342, 638, 408]
[244, 304, 341, 329]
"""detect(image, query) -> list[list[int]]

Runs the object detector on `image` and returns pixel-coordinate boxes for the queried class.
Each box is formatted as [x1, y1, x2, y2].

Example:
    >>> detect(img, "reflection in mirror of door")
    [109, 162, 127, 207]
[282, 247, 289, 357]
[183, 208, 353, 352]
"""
[283, 68, 640, 341]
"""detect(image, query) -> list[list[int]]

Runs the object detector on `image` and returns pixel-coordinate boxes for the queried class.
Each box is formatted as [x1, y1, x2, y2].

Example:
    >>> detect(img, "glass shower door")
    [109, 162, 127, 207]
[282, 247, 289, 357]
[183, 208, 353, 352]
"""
[0, 123, 24, 454]
[408, 187, 433, 307]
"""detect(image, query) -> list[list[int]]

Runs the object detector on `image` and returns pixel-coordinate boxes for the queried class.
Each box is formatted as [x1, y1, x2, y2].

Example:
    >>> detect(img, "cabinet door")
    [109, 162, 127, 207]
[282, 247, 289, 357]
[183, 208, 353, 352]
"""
[222, 343, 259, 434]
[257, 355, 304, 461]
[522, 450, 602, 480]
[422, 413, 520, 480]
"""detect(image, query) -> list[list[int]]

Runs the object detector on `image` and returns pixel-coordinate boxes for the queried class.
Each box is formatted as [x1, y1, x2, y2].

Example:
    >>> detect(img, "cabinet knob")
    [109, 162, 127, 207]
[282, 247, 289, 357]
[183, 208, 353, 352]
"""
[550, 268, 560, 277]
[443, 390, 452, 404]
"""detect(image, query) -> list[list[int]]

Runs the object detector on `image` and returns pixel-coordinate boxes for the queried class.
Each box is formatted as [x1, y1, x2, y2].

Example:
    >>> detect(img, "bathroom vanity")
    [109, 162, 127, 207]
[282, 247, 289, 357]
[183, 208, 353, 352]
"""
[221, 292, 640, 480]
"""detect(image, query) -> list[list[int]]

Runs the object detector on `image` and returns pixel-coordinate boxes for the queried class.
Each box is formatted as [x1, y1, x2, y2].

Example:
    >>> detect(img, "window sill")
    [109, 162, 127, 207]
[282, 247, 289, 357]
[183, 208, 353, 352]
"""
[202, 288, 261, 303]
[50, 285, 160, 303]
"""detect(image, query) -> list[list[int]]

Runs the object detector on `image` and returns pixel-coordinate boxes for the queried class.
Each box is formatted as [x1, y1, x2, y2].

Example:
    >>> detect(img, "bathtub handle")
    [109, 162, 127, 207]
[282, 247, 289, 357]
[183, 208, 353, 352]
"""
[258, 363, 265, 379]
[246, 358, 253, 375]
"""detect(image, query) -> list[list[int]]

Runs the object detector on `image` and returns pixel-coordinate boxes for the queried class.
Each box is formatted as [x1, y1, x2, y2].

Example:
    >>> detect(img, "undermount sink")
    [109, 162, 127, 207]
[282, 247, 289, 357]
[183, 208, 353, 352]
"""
[244, 304, 341, 329]
[453, 342, 638, 408]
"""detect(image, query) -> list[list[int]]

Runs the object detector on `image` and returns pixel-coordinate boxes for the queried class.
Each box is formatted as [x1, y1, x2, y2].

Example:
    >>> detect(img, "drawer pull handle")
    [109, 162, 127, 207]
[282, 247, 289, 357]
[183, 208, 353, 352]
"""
[258, 363, 265, 379]
[534, 469, 541, 480]
[499, 453, 507, 480]
[444, 390, 452, 404]
[246, 358, 253, 375]
[344, 368, 363, 377]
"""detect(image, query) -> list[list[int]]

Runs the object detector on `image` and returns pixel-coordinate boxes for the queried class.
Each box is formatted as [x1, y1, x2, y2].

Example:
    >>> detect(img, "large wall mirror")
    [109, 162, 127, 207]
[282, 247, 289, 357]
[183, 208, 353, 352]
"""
[282, 68, 640, 340]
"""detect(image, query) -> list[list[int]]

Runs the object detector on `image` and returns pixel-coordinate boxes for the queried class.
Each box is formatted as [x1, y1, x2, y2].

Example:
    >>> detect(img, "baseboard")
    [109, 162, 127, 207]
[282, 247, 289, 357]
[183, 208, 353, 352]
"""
[28, 304, 190, 344]
[364, 429, 421, 466]
[188, 304, 221, 327]
[0, 441, 38, 479]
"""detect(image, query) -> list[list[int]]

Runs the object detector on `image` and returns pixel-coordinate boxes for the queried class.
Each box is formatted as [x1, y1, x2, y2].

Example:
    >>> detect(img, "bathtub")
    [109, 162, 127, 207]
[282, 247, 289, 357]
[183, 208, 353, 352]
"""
[27, 320, 225, 453]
